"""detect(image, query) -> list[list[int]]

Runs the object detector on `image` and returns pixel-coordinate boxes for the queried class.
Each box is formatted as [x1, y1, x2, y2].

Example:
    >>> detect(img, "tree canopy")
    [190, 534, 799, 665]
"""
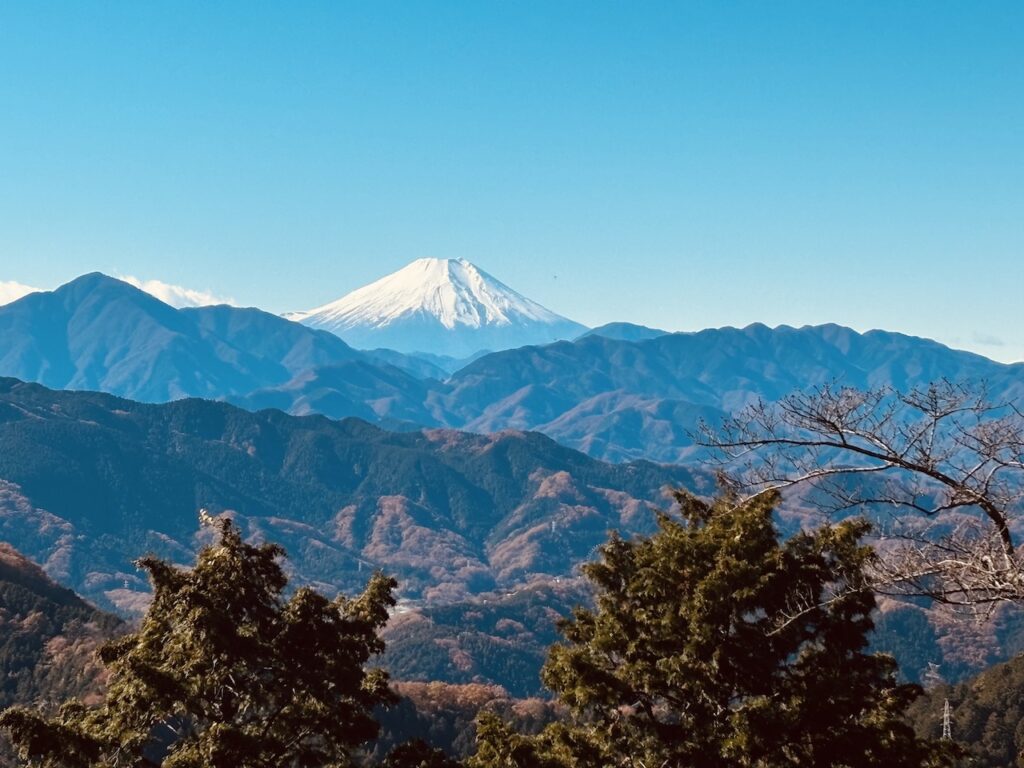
[475, 490, 951, 767]
[0, 515, 397, 768]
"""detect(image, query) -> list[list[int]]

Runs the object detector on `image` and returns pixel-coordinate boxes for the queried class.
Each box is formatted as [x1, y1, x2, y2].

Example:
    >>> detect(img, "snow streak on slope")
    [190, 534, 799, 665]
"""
[287, 258, 587, 357]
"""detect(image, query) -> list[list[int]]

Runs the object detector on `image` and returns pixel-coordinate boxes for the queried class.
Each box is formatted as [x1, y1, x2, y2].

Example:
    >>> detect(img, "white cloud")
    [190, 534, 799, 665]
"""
[118, 275, 237, 308]
[0, 280, 43, 306]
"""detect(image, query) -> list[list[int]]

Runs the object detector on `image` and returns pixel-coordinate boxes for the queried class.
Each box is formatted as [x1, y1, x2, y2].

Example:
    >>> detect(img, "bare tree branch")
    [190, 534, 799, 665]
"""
[695, 380, 1024, 606]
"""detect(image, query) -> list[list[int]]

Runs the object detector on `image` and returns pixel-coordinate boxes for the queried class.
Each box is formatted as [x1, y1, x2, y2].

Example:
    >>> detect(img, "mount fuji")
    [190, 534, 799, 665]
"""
[285, 258, 588, 357]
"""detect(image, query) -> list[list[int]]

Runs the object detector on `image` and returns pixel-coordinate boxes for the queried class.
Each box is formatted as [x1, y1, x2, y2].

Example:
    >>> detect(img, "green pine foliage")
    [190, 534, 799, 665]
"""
[378, 739, 462, 768]
[466, 711, 564, 768]
[472, 490, 952, 767]
[0, 517, 397, 768]
[370, 681, 559, 761]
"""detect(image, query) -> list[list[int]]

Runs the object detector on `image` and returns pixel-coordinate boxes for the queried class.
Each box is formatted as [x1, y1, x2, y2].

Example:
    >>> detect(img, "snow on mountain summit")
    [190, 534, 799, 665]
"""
[295, 258, 556, 329]
[286, 258, 587, 357]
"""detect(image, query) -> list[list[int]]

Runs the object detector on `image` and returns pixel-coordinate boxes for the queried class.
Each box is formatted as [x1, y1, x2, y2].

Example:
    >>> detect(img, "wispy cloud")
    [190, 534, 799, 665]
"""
[118, 275, 237, 308]
[971, 332, 1005, 348]
[0, 280, 43, 306]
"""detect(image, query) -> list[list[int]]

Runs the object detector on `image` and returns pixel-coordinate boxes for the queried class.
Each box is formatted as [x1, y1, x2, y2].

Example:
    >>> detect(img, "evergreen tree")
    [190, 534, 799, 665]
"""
[0, 516, 397, 768]
[379, 738, 463, 768]
[466, 712, 562, 768]
[479, 490, 952, 767]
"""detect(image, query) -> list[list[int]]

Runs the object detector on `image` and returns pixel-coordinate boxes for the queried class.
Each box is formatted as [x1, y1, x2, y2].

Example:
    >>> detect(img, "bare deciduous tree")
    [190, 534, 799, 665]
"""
[697, 380, 1024, 607]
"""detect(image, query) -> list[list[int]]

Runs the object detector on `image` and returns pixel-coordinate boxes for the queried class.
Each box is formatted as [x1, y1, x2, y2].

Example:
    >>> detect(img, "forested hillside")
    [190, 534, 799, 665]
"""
[0, 378, 696, 615]
[0, 543, 120, 711]
[909, 653, 1024, 767]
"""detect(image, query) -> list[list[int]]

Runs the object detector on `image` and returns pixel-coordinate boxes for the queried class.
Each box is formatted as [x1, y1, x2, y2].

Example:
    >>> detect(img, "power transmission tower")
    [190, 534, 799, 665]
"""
[942, 698, 952, 741]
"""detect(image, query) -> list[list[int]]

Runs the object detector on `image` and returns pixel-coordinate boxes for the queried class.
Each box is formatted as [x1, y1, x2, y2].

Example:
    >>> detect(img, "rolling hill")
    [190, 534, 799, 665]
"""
[0, 378, 696, 616]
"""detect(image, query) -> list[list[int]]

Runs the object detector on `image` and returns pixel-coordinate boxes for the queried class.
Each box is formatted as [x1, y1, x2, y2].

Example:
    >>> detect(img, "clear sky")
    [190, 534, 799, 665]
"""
[0, 2, 1021, 362]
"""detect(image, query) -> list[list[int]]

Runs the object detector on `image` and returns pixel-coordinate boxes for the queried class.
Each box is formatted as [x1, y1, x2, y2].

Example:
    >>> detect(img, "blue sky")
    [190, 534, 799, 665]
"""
[0, 2, 1021, 361]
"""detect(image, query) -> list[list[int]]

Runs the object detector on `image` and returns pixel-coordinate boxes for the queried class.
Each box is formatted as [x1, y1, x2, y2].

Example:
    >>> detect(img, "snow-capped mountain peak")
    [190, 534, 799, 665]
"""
[286, 258, 587, 357]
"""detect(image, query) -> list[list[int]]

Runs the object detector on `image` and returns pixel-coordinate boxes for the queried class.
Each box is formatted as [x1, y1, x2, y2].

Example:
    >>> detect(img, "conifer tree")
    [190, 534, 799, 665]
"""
[379, 738, 463, 768]
[0, 516, 397, 768]
[477, 490, 952, 767]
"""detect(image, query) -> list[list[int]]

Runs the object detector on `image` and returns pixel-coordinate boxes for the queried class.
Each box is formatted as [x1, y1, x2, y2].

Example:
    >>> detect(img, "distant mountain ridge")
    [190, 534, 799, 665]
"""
[285, 258, 588, 357]
[2, 273, 1022, 706]
[241, 321, 1024, 463]
[578, 321, 669, 342]
[0, 272, 362, 402]
[0, 273, 446, 422]
[1, 272, 1020, 465]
